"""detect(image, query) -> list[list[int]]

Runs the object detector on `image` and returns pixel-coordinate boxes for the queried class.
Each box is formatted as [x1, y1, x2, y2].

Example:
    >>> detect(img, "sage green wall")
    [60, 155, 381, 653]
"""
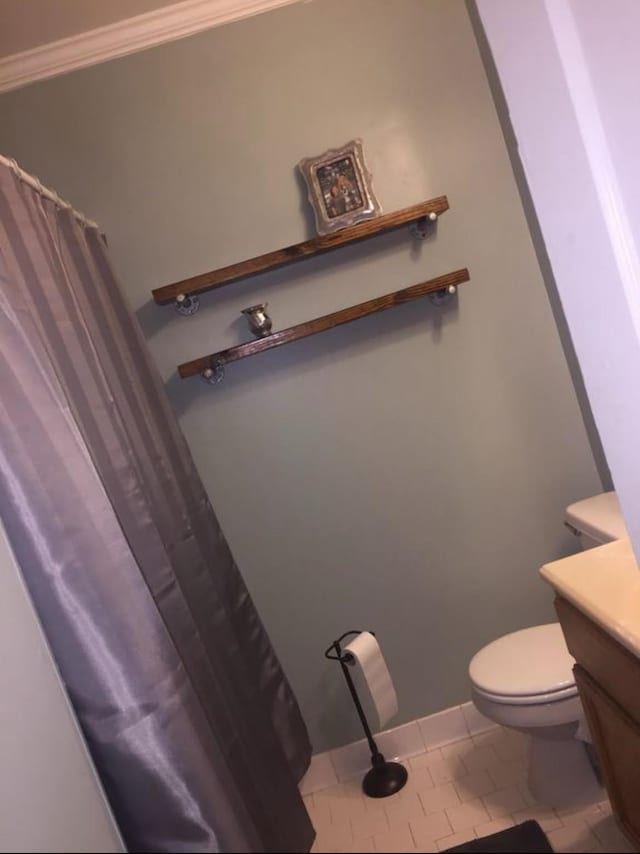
[0, 0, 603, 752]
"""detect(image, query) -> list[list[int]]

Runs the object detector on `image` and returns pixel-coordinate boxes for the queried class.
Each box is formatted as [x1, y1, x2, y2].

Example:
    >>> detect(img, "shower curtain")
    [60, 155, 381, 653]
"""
[0, 159, 314, 853]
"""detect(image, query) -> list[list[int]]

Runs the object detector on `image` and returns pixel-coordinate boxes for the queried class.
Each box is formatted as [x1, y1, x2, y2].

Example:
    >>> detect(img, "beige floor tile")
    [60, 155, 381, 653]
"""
[302, 726, 627, 851]
[483, 784, 526, 819]
[419, 782, 461, 815]
[306, 797, 332, 829]
[471, 727, 507, 748]
[511, 805, 563, 832]
[409, 811, 453, 848]
[314, 782, 348, 803]
[474, 816, 514, 838]
[403, 765, 435, 796]
[440, 738, 474, 759]
[330, 795, 367, 824]
[486, 757, 528, 788]
[454, 769, 496, 802]
[460, 745, 500, 774]
[492, 732, 529, 762]
[364, 792, 396, 814]
[589, 814, 635, 853]
[341, 840, 376, 853]
[435, 831, 474, 851]
[302, 727, 623, 851]
[341, 778, 367, 799]
[385, 792, 426, 827]
[547, 821, 601, 853]
[410, 749, 442, 770]
[517, 782, 539, 808]
[428, 755, 467, 785]
[311, 820, 354, 853]
[445, 798, 490, 833]
[351, 809, 389, 840]
[373, 821, 415, 852]
[558, 800, 605, 827]
[412, 750, 439, 766]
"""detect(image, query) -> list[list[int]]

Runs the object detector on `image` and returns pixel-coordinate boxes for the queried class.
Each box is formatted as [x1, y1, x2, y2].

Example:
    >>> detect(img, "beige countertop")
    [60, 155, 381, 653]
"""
[540, 538, 640, 657]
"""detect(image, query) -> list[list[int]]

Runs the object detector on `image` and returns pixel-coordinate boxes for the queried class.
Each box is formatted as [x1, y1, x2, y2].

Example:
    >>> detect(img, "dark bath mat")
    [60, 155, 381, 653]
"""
[441, 819, 553, 853]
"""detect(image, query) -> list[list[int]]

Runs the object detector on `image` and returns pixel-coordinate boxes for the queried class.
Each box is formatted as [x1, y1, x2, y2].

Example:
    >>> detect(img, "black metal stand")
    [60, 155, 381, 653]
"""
[325, 631, 408, 798]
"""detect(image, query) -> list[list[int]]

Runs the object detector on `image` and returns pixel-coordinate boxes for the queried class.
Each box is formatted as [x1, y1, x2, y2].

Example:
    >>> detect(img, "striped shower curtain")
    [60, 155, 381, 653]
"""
[0, 157, 313, 853]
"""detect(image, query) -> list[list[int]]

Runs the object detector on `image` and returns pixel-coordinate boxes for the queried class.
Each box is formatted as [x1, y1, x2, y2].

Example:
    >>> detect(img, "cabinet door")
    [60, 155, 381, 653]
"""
[575, 664, 640, 849]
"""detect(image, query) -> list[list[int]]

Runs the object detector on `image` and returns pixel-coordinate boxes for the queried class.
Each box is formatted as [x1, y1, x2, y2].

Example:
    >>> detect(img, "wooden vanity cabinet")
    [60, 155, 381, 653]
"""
[555, 596, 640, 849]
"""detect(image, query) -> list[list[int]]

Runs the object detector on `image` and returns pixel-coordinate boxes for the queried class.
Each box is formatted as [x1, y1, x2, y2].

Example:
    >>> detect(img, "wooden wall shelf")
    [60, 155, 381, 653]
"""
[153, 196, 449, 305]
[178, 268, 469, 381]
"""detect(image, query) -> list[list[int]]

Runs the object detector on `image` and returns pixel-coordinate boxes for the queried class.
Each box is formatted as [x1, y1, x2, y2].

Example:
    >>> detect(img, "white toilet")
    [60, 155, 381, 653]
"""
[469, 491, 627, 807]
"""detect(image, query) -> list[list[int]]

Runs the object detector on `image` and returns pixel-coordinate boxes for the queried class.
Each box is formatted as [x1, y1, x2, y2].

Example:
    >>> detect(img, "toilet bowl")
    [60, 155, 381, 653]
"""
[470, 623, 597, 806]
[468, 491, 627, 807]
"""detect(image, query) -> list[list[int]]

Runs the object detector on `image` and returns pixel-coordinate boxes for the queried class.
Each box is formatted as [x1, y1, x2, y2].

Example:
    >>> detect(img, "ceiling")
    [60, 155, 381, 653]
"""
[0, 0, 179, 57]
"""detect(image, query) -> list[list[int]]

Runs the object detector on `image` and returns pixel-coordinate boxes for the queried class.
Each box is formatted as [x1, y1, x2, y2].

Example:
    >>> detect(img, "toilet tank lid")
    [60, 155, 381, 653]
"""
[565, 491, 627, 543]
[469, 623, 575, 697]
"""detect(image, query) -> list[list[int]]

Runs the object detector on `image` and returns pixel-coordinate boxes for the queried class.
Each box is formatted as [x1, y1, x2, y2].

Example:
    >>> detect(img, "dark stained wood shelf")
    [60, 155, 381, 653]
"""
[178, 268, 469, 379]
[153, 196, 449, 304]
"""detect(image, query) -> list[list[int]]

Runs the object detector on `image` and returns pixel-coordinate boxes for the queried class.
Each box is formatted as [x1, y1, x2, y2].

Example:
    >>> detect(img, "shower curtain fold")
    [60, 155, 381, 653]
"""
[0, 159, 313, 853]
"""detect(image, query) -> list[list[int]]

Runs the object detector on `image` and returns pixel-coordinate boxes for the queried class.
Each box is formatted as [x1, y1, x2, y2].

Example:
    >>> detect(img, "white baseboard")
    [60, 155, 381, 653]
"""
[299, 701, 497, 796]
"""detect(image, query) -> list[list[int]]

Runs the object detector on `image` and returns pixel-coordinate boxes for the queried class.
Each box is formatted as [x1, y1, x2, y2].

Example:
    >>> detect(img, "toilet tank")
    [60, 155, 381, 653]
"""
[564, 491, 628, 549]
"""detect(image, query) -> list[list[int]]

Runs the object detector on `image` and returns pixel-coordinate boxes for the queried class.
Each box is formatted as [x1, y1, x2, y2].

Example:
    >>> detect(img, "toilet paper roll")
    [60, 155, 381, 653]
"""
[343, 631, 398, 729]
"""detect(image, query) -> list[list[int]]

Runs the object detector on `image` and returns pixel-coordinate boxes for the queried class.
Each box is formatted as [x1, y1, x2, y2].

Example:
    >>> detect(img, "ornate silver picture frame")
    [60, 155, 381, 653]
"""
[298, 139, 381, 235]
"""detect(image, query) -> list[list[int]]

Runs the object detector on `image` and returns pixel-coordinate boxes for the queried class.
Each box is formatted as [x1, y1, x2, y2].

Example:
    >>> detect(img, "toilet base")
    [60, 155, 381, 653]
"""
[528, 734, 604, 807]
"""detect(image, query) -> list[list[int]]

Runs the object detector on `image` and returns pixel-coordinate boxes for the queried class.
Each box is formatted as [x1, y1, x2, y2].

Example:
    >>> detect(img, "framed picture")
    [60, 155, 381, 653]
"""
[298, 139, 381, 235]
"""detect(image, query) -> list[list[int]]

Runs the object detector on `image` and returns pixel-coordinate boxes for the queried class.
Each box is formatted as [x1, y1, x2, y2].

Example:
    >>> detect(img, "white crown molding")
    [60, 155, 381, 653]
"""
[0, 0, 299, 94]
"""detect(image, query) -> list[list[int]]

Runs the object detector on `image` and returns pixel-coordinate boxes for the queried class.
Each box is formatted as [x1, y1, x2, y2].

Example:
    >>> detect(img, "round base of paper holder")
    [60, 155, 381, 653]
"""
[362, 755, 408, 798]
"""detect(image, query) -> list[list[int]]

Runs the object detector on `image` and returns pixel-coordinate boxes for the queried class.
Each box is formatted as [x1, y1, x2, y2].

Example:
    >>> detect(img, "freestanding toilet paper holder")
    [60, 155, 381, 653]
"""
[325, 630, 408, 798]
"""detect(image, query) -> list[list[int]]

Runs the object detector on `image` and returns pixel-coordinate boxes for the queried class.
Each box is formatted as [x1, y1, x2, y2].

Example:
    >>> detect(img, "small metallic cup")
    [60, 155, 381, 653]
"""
[242, 303, 273, 338]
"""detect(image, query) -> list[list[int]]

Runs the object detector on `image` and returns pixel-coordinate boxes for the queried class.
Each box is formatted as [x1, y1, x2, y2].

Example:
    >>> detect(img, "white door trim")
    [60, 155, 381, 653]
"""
[543, 0, 640, 342]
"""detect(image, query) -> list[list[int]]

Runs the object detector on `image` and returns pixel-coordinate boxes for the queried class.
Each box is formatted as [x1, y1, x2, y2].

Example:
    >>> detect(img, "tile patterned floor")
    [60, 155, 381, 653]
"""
[306, 727, 636, 853]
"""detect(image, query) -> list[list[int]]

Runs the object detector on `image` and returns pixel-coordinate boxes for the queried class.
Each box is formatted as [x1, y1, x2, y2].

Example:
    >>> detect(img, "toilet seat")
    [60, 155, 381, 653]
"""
[471, 684, 583, 730]
[469, 623, 576, 704]
[472, 682, 578, 706]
